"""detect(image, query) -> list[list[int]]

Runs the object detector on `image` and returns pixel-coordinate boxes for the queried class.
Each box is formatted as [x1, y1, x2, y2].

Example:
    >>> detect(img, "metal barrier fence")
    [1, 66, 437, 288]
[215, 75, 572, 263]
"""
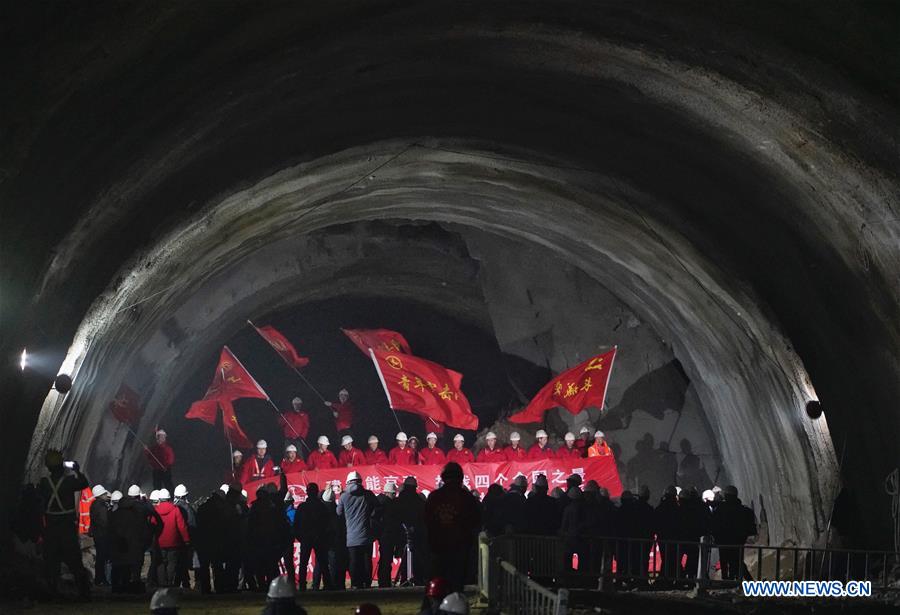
[496, 559, 569, 615]
[482, 533, 900, 591]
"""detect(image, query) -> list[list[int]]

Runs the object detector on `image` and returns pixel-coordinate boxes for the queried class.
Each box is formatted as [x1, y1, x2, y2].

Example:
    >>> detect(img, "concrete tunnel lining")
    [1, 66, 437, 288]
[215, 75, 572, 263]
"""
[27, 140, 837, 546]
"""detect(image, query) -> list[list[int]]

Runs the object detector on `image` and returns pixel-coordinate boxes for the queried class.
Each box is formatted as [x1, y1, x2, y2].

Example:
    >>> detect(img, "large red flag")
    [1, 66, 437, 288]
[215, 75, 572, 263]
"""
[509, 347, 617, 424]
[370, 349, 478, 430]
[253, 324, 310, 368]
[109, 383, 142, 426]
[185, 346, 267, 447]
[342, 328, 412, 356]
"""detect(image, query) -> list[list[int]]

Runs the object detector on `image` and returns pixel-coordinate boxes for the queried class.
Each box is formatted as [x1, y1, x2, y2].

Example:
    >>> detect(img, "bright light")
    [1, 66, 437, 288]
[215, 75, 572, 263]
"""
[20, 348, 27, 371]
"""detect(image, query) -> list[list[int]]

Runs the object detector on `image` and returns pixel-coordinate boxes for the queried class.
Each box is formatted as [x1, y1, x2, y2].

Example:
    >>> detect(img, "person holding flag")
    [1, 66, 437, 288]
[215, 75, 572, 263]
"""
[241, 440, 276, 483]
[364, 436, 387, 464]
[279, 397, 310, 450]
[338, 435, 365, 467]
[388, 432, 416, 464]
[476, 432, 505, 462]
[325, 389, 355, 436]
[418, 433, 446, 466]
[229, 450, 245, 483]
[146, 429, 176, 492]
[447, 434, 474, 464]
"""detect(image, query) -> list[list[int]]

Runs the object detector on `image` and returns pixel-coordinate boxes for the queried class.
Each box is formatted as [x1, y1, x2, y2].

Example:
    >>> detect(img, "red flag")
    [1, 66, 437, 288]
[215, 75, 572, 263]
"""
[185, 346, 267, 447]
[109, 383, 142, 426]
[509, 347, 617, 424]
[370, 349, 478, 430]
[342, 328, 412, 356]
[252, 324, 310, 368]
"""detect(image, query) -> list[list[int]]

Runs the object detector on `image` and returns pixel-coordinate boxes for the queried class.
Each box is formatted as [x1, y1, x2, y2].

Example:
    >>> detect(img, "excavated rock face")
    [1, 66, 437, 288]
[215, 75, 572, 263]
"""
[2, 3, 898, 547]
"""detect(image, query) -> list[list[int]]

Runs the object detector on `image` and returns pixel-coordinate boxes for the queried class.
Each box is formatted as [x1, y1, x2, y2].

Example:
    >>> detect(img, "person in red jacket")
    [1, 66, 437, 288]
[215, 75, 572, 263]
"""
[279, 397, 311, 447]
[307, 435, 338, 470]
[574, 426, 592, 456]
[281, 444, 307, 474]
[388, 432, 416, 464]
[504, 432, 527, 461]
[228, 449, 245, 483]
[556, 432, 582, 460]
[408, 436, 420, 460]
[476, 432, 506, 463]
[146, 429, 176, 492]
[364, 435, 387, 465]
[242, 440, 276, 484]
[418, 432, 446, 466]
[325, 388, 354, 435]
[528, 430, 555, 460]
[446, 434, 474, 464]
[154, 489, 189, 586]
[338, 435, 365, 467]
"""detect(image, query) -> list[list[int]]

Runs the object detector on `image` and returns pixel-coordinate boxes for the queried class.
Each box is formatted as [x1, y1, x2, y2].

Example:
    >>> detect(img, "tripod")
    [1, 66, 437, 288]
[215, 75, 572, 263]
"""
[394, 524, 416, 587]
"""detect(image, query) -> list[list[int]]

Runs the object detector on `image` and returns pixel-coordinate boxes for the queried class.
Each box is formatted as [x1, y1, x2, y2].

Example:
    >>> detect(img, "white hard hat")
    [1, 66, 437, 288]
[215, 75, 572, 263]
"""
[384, 481, 397, 494]
[285, 444, 298, 453]
[702, 489, 715, 503]
[453, 434, 464, 442]
[564, 432, 576, 441]
[149, 490, 161, 502]
[439, 591, 470, 614]
[256, 439, 267, 448]
[292, 396, 302, 404]
[110, 490, 123, 503]
[339, 388, 349, 395]
[594, 430, 605, 438]
[341, 435, 354, 446]
[92, 485, 108, 498]
[267, 574, 296, 600]
[174, 484, 188, 498]
[535, 429, 548, 438]
[346, 470, 361, 483]
[485, 432, 497, 440]
[158, 489, 171, 500]
[150, 587, 178, 610]
[509, 432, 521, 441]
[232, 449, 243, 457]
[155, 429, 167, 437]
[127, 485, 141, 497]
[368, 435, 379, 444]
[219, 484, 230, 493]
[580, 426, 591, 435]
[317, 435, 330, 446]
[241, 489, 248, 498]
[396, 431, 408, 441]
[426, 432, 438, 440]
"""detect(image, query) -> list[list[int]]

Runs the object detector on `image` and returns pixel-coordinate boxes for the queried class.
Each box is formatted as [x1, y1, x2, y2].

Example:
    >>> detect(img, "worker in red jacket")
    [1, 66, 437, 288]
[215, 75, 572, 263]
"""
[446, 434, 474, 464]
[574, 426, 592, 456]
[388, 432, 416, 464]
[338, 435, 365, 467]
[476, 432, 506, 463]
[364, 435, 387, 465]
[504, 432, 527, 461]
[556, 432, 582, 460]
[307, 435, 338, 470]
[242, 440, 276, 483]
[154, 489, 190, 586]
[279, 397, 310, 446]
[146, 429, 176, 492]
[280, 444, 307, 474]
[418, 432, 446, 465]
[325, 388, 354, 435]
[528, 430, 555, 460]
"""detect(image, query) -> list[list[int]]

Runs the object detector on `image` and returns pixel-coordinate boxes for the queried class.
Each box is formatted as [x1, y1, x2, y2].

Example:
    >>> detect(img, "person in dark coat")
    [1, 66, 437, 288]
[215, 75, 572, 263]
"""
[195, 486, 227, 593]
[614, 489, 655, 580]
[523, 475, 560, 536]
[336, 471, 378, 589]
[560, 487, 591, 570]
[394, 476, 427, 585]
[109, 492, 152, 593]
[678, 487, 710, 579]
[654, 485, 681, 579]
[220, 485, 248, 592]
[374, 482, 399, 587]
[321, 484, 346, 590]
[481, 484, 506, 537]
[424, 463, 481, 593]
[247, 481, 292, 589]
[89, 486, 112, 585]
[499, 476, 527, 534]
[709, 485, 757, 580]
[37, 450, 91, 599]
[294, 483, 332, 590]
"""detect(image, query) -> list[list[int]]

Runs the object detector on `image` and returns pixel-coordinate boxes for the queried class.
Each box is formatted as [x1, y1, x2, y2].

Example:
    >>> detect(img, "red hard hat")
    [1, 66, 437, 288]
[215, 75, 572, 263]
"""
[427, 577, 450, 599]
[356, 604, 381, 615]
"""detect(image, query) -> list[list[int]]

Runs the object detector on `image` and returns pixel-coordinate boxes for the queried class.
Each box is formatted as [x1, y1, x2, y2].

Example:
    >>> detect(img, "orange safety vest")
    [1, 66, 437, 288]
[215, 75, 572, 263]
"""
[78, 488, 93, 534]
[587, 441, 612, 458]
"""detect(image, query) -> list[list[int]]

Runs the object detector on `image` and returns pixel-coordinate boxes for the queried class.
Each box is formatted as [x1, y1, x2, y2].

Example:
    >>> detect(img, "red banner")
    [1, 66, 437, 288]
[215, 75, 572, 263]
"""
[110, 383, 142, 426]
[245, 456, 623, 504]
[342, 328, 412, 356]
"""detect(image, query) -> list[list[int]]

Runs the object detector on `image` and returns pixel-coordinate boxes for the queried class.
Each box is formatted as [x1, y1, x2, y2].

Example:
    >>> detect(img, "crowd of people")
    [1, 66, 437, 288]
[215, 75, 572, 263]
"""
[26, 419, 757, 609]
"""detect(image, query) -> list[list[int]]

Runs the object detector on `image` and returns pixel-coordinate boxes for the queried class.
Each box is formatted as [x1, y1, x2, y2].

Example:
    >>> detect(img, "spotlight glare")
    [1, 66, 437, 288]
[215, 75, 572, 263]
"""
[20, 348, 27, 371]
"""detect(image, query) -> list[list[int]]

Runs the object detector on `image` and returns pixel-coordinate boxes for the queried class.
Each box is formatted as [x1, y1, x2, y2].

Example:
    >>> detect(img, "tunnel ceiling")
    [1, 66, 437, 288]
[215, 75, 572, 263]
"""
[2, 2, 899, 548]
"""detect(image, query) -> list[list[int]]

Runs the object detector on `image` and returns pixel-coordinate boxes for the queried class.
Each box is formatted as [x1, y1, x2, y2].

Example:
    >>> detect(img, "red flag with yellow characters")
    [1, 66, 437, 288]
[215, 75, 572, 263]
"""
[342, 328, 412, 356]
[184, 346, 265, 447]
[252, 324, 310, 369]
[509, 347, 617, 424]
[369, 348, 478, 430]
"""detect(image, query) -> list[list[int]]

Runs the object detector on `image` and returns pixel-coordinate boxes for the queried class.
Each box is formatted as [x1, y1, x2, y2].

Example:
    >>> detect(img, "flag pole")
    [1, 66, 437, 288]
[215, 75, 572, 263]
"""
[369, 348, 404, 432]
[227, 346, 314, 455]
[123, 424, 164, 468]
[247, 320, 330, 405]
[222, 370, 237, 482]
